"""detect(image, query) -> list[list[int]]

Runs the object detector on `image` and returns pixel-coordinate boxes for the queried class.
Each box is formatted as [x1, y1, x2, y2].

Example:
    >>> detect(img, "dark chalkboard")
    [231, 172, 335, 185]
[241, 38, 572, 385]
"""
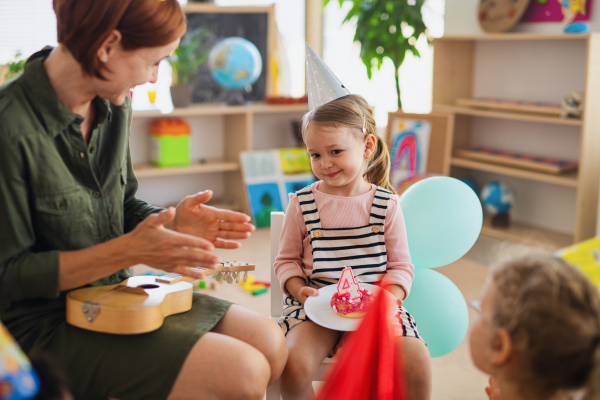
[185, 12, 269, 103]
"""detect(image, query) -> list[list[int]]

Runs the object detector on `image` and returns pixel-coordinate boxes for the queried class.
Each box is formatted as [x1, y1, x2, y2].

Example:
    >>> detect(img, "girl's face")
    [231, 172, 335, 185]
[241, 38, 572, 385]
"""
[304, 125, 375, 194]
[469, 279, 498, 375]
[94, 35, 180, 105]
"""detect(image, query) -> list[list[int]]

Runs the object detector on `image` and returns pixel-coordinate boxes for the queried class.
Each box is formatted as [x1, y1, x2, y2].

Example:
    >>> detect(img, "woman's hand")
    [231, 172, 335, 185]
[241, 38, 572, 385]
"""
[127, 207, 221, 279]
[165, 190, 255, 249]
[485, 376, 500, 400]
[385, 284, 407, 307]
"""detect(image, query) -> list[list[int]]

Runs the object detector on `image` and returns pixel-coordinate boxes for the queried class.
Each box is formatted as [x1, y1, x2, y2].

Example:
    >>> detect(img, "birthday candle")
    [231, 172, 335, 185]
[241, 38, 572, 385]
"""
[337, 267, 362, 300]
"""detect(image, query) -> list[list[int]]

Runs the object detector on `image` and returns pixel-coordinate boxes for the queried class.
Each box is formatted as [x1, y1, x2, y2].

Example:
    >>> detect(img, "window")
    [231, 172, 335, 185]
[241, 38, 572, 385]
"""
[323, 0, 445, 127]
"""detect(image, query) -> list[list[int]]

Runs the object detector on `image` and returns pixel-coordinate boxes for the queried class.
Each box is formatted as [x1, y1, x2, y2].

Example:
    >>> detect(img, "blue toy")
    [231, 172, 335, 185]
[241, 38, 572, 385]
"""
[480, 181, 514, 215]
[564, 22, 589, 33]
[208, 37, 262, 92]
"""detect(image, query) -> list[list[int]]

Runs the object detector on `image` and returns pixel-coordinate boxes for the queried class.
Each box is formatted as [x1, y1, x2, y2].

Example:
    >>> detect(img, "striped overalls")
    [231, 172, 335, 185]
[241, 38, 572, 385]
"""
[278, 186, 421, 342]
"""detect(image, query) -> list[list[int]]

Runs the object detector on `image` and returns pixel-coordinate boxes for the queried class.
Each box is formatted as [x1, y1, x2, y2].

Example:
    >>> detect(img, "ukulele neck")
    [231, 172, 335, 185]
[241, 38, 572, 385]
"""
[155, 262, 255, 285]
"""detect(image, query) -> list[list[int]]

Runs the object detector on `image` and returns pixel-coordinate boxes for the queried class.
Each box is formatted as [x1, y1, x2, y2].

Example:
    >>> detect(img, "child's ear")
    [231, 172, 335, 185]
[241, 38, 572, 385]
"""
[490, 328, 513, 367]
[364, 134, 376, 159]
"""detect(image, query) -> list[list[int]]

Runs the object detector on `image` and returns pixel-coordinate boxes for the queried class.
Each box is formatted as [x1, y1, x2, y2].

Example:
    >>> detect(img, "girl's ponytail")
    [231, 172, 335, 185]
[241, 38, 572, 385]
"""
[364, 134, 395, 194]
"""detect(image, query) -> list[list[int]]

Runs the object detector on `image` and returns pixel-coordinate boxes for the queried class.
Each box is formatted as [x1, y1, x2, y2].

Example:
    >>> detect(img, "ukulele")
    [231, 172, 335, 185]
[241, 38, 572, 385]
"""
[66, 261, 255, 335]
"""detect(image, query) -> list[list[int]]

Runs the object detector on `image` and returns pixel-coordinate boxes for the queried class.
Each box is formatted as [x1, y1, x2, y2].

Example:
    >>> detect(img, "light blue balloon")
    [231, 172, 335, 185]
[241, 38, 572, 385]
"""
[399, 176, 483, 269]
[403, 268, 469, 358]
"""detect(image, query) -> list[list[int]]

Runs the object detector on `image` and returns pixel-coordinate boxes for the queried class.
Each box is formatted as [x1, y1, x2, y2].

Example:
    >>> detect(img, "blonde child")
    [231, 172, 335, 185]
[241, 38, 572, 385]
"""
[470, 253, 600, 400]
[274, 94, 432, 400]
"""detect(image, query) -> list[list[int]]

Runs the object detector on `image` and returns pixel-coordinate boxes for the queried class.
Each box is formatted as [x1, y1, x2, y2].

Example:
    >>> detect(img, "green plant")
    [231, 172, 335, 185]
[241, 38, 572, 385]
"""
[324, 0, 428, 110]
[3, 52, 26, 82]
[168, 29, 210, 86]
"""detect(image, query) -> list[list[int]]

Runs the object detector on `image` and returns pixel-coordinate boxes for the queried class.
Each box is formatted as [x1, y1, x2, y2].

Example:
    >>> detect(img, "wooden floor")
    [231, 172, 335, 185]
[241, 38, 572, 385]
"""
[134, 228, 493, 399]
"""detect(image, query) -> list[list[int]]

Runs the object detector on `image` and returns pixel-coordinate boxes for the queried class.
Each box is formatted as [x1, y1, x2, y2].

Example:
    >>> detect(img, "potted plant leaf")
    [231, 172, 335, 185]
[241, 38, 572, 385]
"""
[168, 29, 210, 108]
[324, 0, 428, 110]
[0, 52, 26, 85]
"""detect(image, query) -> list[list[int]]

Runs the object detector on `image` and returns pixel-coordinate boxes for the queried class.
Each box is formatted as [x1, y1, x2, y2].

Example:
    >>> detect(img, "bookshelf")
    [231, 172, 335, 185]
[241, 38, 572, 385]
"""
[432, 33, 600, 247]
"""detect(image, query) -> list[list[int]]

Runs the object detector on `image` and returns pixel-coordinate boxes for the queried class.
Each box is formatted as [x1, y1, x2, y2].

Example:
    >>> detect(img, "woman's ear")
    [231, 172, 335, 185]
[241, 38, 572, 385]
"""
[96, 30, 123, 63]
[364, 134, 377, 159]
[490, 328, 513, 367]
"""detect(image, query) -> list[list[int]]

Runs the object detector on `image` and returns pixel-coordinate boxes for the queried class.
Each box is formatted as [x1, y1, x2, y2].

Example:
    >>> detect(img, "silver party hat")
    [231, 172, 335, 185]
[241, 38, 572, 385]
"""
[306, 42, 351, 111]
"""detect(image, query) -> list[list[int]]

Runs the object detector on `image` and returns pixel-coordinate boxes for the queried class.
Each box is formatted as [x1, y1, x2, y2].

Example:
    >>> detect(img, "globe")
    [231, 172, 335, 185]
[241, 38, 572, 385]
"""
[480, 181, 514, 215]
[208, 37, 263, 91]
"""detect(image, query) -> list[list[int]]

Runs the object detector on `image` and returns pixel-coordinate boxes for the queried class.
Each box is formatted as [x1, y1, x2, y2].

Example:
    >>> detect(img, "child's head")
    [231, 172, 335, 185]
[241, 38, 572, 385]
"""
[301, 94, 394, 193]
[470, 252, 600, 398]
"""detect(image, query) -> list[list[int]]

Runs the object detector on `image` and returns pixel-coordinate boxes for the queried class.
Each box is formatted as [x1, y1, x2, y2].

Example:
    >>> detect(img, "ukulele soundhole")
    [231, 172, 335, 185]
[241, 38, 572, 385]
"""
[137, 284, 160, 289]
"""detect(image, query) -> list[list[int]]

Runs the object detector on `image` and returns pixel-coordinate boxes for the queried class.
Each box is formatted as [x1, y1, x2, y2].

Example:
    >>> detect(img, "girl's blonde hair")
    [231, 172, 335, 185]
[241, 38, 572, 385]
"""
[491, 252, 600, 399]
[301, 94, 395, 193]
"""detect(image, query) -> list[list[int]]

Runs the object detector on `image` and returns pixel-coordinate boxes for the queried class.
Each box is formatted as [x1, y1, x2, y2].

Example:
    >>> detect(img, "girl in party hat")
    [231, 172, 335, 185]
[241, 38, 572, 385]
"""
[273, 44, 431, 400]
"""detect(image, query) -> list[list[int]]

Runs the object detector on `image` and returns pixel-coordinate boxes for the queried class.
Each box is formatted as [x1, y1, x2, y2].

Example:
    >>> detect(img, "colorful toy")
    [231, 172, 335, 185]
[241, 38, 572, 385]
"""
[561, 91, 584, 119]
[0, 323, 39, 400]
[252, 287, 269, 296]
[456, 148, 578, 175]
[198, 280, 206, 289]
[149, 118, 191, 167]
[481, 181, 515, 227]
[478, 0, 532, 33]
[388, 118, 431, 190]
[521, 0, 592, 22]
[555, 236, 600, 288]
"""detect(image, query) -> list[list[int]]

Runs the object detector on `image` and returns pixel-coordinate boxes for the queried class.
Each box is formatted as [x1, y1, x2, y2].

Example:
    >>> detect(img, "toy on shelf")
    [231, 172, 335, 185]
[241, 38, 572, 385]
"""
[149, 119, 191, 168]
[456, 97, 563, 117]
[555, 236, 600, 288]
[455, 148, 578, 175]
[66, 262, 255, 335]
[208, 37, 263, 106]
[561, 91, 584, 118]
[481, 181, 515, 227]
[478, 0, 532, 33]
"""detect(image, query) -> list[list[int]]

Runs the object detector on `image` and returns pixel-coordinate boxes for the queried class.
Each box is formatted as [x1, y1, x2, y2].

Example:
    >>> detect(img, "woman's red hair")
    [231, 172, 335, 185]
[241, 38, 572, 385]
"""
[52, 0, 186, 79]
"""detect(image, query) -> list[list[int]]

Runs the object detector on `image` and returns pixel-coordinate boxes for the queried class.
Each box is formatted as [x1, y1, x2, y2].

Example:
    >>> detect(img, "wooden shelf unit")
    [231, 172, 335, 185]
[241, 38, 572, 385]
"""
[433, 33, 600, 246]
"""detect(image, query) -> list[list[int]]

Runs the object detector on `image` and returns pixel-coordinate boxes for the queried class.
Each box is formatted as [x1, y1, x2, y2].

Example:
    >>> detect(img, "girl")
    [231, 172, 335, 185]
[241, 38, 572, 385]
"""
[470, 252, 600, 400]
[274, 94, 432, 400]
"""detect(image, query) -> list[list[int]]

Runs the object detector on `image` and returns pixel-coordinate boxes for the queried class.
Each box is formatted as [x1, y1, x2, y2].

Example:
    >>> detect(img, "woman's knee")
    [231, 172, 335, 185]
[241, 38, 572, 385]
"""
[232, 344, 272, 400]
[261, 318, 288, 382]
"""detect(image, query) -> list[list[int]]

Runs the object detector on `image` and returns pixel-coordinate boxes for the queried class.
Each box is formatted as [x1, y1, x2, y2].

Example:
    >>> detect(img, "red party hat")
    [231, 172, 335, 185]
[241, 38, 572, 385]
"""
[313, 286, 407, 400]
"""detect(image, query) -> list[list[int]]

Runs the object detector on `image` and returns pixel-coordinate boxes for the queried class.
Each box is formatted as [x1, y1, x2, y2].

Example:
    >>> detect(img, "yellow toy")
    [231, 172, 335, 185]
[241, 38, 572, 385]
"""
[555, 236, 600, 288]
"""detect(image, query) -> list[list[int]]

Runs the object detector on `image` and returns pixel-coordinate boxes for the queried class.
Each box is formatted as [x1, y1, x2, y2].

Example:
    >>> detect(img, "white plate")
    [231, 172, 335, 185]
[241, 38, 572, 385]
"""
[304, 283, 398, 331]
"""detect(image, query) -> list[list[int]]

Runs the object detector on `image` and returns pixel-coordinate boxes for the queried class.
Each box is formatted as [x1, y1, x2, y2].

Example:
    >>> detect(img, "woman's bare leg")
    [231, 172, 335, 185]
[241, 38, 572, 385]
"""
[397, 336, 432, 400]
[167, 331, 270, 400]
[279, 321, 341, 400]
[210, 304, 288, 385]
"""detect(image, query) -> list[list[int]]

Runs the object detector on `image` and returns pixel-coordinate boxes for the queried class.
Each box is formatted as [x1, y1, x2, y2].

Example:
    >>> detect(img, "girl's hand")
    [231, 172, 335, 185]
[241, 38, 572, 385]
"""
[485, 376, 500, 400]
[126, 207, 221, 279]
[385, 284, 407, 307]
[298, 286, 319, 305]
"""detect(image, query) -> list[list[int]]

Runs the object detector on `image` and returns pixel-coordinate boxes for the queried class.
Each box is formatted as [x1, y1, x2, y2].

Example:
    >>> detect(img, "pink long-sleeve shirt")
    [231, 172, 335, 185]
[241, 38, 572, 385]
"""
[274, 182, 414, 299]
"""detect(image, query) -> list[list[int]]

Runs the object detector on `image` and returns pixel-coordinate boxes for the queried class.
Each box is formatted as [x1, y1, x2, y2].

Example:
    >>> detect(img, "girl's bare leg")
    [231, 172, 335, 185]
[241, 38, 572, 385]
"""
[280, 321, 341, 400]
[397, 336, 432, 400]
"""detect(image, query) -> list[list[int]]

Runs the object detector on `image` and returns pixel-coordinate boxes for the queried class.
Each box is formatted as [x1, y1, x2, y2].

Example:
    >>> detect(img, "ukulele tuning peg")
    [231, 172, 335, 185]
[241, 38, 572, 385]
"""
[243, 271, 248, 283]
[235, 272, 240, 283]
[215, 273, 222, 282]
[226, 273, 234, 284]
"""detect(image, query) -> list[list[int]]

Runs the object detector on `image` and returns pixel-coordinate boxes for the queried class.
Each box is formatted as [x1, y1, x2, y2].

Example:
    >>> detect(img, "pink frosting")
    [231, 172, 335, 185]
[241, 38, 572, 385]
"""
[330, 288, 373, 317]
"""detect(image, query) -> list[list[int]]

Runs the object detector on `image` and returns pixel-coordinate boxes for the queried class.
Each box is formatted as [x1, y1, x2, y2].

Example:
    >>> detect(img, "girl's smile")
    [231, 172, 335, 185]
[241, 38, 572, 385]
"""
[304, 125, 376, 197]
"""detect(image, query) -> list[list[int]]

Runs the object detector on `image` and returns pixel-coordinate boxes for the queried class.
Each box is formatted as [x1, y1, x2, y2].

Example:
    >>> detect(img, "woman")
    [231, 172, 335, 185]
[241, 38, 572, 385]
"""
[0, 1, 287, 399]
